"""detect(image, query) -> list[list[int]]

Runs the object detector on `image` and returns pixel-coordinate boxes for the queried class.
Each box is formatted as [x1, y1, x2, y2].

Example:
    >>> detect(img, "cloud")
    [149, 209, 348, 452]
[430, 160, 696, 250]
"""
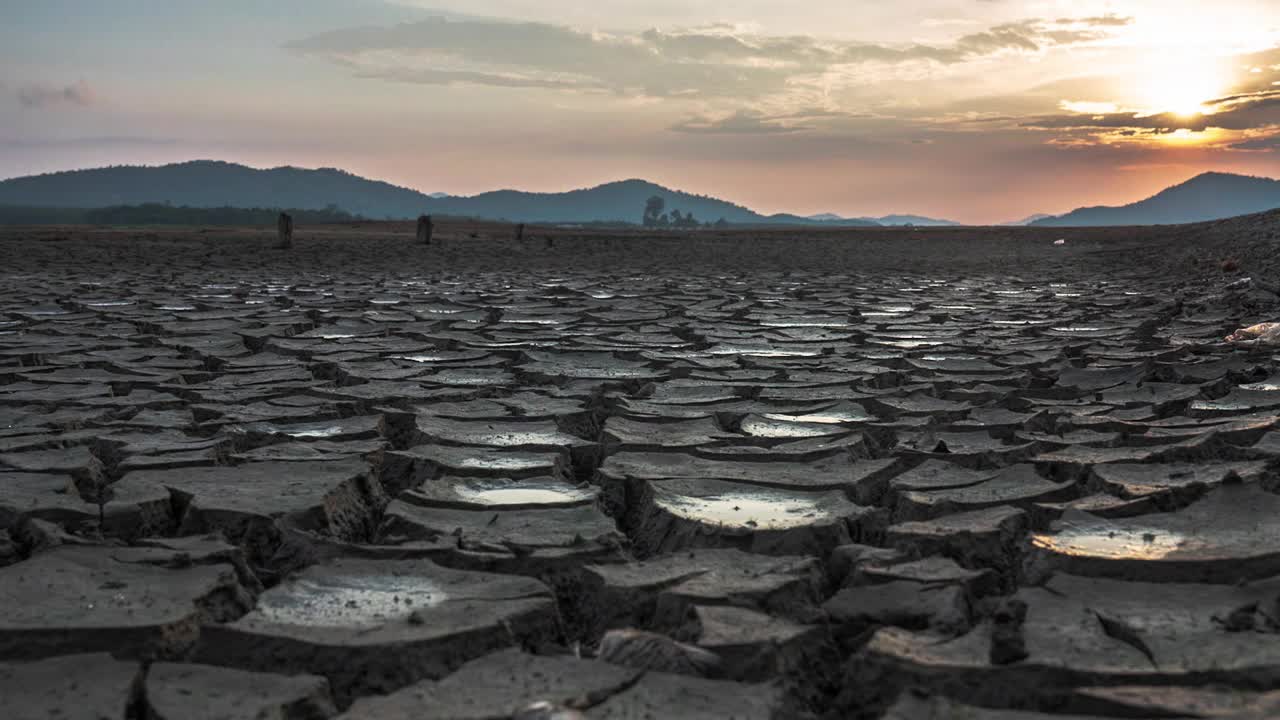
[289, 15, 1126, 100]
[1059, 100, 1121, 114]
[671, 110, 809, 135]
[1229, 130, 1280, 151]
[16, 80, 96, 108]
[669, 107, 869, 134]
[1024, 89, 1280, 136]
[1068, 15, 1134, 28]
[0, 135, 177, 148]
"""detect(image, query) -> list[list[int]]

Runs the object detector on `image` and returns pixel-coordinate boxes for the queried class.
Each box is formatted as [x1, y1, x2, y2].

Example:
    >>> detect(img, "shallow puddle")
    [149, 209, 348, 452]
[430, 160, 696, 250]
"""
[659, 491, 830, 530]
[254, 575, 446, 628]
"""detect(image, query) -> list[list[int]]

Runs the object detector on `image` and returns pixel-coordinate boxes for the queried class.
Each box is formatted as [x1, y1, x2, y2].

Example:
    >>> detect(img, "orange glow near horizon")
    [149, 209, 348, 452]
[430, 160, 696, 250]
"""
[1156, 127, 1216, 146]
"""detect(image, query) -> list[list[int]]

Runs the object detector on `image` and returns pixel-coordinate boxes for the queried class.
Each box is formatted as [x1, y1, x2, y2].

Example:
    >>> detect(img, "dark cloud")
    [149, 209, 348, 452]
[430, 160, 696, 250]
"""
[16, 80, 95, 108]
[1230, 132, 1280, 151]
[1023, 90, 1280, 134]
[290, 15, 1125, 99]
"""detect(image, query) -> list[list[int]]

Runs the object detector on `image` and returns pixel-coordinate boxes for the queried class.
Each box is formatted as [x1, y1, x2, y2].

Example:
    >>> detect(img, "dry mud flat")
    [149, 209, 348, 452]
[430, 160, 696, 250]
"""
[3, 226, 1280, 718]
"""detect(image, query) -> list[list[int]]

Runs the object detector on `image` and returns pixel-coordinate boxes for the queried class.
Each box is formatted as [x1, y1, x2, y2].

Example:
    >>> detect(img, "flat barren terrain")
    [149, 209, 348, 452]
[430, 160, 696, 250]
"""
[3, 216, 1280, 718]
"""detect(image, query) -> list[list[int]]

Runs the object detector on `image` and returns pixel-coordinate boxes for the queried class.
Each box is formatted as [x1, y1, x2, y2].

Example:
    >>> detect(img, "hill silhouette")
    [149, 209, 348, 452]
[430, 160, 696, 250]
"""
[0, 161, 877, 226]
[808, 213, 961, 226]
[1004, 213, 1052, 226]
[0, 162, 428, 219]
[1033, 172, 1280, 227]
[867, 214, 960, 227]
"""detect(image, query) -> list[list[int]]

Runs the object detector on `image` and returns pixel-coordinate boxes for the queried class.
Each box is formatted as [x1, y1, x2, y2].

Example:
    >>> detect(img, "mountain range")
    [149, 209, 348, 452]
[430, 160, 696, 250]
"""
[0, 161, 878, 226]
[1003, 213, 1053, 226]
[808, 213, 960, 227]
[1033, 172, 1280, 227]
[2, 161, 1277, 228]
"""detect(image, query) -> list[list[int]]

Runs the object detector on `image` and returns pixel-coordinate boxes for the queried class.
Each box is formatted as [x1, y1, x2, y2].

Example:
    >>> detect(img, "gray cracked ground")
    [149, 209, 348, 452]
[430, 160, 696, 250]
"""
[3, 228, 1280, 719]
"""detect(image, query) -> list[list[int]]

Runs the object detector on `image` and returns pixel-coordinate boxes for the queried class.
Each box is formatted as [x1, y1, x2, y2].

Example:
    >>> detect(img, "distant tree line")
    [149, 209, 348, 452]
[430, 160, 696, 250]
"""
[1, 198, 751, 229]
[0, 203, 363, 226]
[642, 196, 729, 229]
[0, 206, 86, 225]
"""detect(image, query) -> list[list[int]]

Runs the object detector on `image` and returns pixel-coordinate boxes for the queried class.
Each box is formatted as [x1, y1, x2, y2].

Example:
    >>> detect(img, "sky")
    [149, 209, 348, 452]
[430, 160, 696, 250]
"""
[3, 0, 1280, 223]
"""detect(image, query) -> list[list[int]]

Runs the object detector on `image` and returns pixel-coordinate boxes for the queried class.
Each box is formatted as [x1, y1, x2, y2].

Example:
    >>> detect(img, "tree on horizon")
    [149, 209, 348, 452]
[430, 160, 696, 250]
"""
[643, 195, 666, 227]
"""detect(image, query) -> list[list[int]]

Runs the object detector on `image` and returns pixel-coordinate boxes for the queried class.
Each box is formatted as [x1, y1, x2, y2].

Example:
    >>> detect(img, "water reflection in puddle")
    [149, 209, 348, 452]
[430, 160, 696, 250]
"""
[742, 416, 846, 437]
[659, 491, 830, 529]
[763, 409, 873, 424]
[255, 575, 445, 628]
[1032, 527, 1190, 561]
[708, 346, 822, 357]
[453, 483, 594, 506]
[285, 426, 346, 438]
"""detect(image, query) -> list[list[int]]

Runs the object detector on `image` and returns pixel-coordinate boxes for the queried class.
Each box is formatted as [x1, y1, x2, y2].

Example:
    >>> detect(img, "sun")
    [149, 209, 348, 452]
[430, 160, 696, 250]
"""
[1133, 58, 1228, 117]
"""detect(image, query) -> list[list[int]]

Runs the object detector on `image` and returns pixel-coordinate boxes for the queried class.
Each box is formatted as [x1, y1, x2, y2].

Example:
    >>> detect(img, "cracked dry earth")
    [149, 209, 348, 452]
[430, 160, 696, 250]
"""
[5, 231, 1280, 719]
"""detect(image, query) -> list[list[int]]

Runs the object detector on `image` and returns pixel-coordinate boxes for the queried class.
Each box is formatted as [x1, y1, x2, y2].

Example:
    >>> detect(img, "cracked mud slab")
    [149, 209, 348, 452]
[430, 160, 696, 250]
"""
[145, 662, 337, 720]
[0, 546, 254, 661]
[194, 557, 559, 704]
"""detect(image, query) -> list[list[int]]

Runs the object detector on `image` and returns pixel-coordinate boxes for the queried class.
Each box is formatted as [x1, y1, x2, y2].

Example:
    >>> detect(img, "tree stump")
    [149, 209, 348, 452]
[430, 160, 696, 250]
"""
[276, 212, 293, 249]
[417, 215, 434, 245]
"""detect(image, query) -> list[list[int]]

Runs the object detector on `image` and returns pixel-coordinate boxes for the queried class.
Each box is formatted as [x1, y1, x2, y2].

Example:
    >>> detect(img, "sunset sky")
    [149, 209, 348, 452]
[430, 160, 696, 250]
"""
[3, 0, 1280, 223]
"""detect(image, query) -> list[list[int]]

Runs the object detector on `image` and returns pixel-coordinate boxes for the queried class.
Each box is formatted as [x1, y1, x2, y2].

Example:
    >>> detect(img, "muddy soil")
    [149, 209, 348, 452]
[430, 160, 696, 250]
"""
[2, 216, 1280, 718]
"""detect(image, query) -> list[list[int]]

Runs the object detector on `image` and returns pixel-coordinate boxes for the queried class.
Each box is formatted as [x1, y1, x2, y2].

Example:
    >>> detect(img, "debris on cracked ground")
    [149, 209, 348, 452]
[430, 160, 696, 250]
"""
[1226, 321, 1280, 345]
[596, 628, 724, 677]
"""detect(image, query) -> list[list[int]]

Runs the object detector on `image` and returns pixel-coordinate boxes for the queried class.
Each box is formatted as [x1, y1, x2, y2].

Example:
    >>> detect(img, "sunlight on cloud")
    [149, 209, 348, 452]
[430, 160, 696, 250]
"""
[1052, 126, 1240, 150]
[1131, 57, 1230, 117]
[1060, 100, 1122, 115]
[290, 14, 1133, 105]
